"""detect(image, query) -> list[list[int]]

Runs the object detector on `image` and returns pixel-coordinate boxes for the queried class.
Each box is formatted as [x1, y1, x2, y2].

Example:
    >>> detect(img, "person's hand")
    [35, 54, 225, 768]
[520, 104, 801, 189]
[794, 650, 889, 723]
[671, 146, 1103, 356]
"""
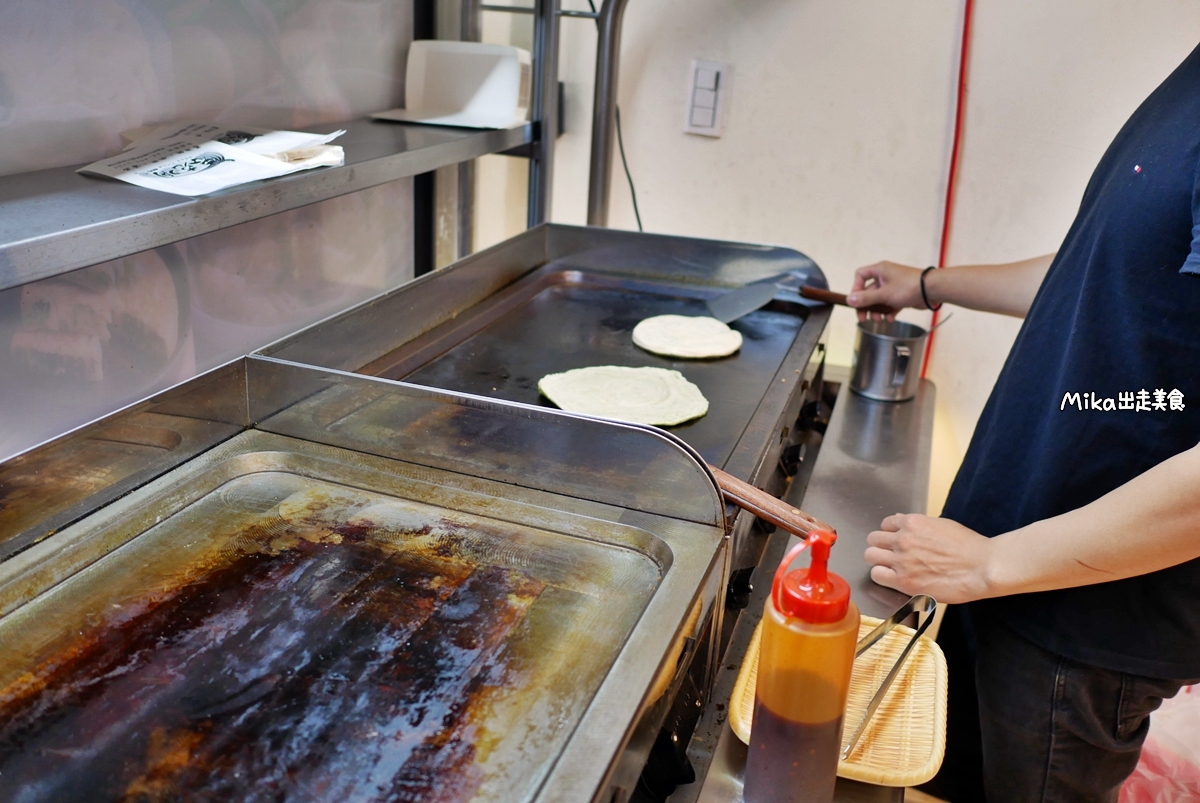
[864, 514, 996, 604]
[848, 261, 927, 321]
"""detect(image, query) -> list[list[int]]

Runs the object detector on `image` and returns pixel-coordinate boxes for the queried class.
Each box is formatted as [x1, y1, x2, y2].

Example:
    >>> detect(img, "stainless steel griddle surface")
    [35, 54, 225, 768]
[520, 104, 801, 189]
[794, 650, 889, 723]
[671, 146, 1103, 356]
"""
[386, 273, 810, 468]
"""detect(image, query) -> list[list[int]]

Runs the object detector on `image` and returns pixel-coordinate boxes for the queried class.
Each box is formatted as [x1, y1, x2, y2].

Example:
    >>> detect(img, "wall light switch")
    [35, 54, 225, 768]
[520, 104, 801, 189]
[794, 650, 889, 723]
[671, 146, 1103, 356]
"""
[684, 59, 730, 137]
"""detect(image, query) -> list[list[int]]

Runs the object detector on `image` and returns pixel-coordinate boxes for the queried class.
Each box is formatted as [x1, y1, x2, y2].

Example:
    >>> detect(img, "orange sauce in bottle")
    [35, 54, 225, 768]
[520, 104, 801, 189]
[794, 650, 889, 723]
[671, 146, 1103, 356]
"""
[744, 534, 859, 803]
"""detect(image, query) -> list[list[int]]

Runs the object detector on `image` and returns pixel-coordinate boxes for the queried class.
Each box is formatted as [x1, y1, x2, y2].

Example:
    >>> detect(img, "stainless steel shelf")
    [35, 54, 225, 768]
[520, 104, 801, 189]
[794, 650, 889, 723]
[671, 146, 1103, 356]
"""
[0, 119, 534, 292]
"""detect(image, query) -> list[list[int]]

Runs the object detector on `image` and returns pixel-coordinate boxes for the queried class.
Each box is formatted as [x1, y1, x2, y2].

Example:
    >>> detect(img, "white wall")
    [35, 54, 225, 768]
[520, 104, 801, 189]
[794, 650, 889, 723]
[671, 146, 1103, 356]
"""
[552, 6, 600, 228]
[552, 0, 964, 366]
[550, 0, 1200, 513]
[473, 7, 533, 253]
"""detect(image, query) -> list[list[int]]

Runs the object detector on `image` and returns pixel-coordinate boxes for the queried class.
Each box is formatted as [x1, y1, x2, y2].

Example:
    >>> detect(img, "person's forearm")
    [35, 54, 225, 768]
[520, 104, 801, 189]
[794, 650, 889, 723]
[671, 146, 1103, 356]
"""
[984, 442, 1200, 597]
[925, 253, 1056, 318]
[848, 253, 1056, 320]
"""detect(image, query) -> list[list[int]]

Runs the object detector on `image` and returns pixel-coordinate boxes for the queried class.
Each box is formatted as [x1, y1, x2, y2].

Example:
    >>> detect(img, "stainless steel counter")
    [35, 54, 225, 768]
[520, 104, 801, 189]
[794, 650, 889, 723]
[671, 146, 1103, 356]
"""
[800, 374, 934, 621]
[672, 373, 937, 803]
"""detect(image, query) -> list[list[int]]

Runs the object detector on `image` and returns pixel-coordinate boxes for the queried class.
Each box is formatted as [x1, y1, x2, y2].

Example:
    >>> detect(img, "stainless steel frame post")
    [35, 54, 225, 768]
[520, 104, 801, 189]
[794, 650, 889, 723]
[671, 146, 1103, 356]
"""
[458, 0, 480, 256]
[586, 0, 631, 227]
[527, 0, 561, 226]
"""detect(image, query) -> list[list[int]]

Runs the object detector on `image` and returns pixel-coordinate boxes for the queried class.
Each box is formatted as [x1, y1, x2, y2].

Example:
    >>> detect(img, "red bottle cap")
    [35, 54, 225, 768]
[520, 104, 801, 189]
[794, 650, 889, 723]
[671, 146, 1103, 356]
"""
[771, 531, 851, 624]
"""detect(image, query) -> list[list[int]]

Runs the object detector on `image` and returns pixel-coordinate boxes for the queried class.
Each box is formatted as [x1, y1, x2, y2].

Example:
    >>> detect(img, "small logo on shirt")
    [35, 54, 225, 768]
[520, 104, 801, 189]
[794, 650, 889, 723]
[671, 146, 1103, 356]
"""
[1134, 164, 1143, 174]
[1060, 389, 1183, 412]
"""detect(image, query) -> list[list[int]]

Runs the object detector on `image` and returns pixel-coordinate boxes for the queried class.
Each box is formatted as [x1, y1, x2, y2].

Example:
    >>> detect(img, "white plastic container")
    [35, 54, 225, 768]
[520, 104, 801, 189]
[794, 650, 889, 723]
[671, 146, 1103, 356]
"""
[371, 40, 532, 129]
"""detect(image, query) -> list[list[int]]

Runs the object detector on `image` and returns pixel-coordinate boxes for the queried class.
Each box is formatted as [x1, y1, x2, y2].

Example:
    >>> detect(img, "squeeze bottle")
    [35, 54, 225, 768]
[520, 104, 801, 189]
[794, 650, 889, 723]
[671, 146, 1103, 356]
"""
[743, 532, 859, 803]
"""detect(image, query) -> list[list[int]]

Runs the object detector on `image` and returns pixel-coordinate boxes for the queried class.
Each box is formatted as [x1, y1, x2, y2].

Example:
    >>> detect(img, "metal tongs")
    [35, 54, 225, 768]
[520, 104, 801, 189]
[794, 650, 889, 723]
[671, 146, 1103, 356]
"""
[842, 593, 938, 760]
[706, 466, 939, 761]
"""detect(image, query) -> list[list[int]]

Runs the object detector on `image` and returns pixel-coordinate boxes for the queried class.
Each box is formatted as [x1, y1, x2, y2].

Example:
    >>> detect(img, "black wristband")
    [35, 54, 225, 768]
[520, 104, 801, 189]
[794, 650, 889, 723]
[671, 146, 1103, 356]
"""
[920, 266, 943, 311]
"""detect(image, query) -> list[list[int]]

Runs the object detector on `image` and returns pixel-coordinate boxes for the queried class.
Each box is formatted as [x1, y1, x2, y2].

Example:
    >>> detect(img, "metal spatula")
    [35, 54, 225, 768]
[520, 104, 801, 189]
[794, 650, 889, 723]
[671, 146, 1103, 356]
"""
[705, 280, 784, 323]
[707, 279, 898, 323]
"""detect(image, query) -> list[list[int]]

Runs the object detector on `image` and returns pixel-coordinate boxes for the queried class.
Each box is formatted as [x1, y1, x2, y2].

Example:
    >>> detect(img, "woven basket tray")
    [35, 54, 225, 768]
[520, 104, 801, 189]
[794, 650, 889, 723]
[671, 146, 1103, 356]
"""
[729, 615, 948, 787]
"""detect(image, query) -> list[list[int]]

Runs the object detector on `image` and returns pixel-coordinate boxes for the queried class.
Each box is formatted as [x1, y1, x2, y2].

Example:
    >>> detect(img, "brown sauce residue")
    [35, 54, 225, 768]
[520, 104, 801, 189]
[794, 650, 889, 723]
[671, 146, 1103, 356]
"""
[0, 529, 543, 803]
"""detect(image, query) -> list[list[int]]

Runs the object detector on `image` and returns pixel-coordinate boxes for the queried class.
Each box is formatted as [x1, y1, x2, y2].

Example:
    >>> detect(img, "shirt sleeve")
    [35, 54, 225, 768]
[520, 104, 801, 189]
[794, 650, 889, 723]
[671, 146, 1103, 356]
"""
[1182, 156, 1200, 275]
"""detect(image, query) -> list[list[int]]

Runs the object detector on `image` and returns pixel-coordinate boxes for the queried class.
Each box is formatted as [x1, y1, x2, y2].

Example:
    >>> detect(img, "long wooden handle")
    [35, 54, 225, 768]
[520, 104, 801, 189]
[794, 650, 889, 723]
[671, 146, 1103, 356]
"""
[708, 465, 835, 539]
[800, 285, 897, 316]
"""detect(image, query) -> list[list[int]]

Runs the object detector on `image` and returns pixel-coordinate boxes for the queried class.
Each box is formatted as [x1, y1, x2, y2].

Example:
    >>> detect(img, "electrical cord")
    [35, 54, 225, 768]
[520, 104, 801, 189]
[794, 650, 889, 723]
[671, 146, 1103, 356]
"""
[614, 106, 643, 231]
[586, 0, 643, 230]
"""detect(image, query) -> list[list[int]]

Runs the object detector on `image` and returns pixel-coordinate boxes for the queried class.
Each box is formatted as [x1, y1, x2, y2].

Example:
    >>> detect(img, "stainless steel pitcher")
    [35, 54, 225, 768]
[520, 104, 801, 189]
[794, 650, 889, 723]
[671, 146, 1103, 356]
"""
[849, 320, 928, 402]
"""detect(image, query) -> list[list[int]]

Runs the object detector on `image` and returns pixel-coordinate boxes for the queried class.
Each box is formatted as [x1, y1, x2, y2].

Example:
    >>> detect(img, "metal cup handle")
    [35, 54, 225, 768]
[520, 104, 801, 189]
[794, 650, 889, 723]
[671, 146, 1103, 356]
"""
[891, 344, 911, 386]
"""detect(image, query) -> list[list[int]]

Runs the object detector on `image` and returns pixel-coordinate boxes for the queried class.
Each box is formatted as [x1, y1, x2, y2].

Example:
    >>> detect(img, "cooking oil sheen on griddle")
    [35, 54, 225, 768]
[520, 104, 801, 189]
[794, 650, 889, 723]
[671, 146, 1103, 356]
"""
[0, 475, 659, 803]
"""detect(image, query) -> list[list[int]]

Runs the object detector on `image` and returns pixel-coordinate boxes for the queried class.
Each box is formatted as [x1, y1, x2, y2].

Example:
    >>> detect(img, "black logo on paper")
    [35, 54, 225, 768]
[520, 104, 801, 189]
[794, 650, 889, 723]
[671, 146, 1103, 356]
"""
[217, 130, 257, 145]
[143, 152, 230, 178]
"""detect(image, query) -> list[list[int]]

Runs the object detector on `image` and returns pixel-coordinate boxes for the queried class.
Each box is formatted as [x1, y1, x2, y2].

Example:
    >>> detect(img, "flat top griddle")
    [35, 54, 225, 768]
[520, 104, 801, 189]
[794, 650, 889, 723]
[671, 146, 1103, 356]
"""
[367, 272, 810, 468]
[0, 431, 661, 803]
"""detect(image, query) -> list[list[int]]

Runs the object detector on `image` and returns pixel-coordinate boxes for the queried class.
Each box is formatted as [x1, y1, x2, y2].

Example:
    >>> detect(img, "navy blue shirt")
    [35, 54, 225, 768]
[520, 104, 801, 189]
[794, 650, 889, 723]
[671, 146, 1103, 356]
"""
[942, 43, 1200, 679]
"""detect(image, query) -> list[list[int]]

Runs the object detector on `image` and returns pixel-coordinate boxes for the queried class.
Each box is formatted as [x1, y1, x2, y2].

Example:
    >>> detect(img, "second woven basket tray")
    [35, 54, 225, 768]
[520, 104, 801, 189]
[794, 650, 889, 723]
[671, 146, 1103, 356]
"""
[729, 615, 948, 787]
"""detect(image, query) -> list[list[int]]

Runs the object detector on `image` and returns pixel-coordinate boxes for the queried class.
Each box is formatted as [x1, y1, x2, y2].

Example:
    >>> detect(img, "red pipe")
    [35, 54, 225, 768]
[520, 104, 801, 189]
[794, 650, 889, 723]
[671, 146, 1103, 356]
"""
[922, 0, 975, 379]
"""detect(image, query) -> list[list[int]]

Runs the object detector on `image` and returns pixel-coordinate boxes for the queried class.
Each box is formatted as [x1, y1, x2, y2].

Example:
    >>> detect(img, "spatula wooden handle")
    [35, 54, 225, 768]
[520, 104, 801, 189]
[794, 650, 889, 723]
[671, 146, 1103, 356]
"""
[800, 286, 898, 316]
[708, 465, 835, 539]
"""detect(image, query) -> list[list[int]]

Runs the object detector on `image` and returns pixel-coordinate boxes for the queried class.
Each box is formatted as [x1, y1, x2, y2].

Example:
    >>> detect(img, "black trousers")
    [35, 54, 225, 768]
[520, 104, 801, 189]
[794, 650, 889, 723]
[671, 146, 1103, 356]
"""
[922, 606, 1192, 803]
